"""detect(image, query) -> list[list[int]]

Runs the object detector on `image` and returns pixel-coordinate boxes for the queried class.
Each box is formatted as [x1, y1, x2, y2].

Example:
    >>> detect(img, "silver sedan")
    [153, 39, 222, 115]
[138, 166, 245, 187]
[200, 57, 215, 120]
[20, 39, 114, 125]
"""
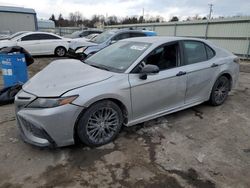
[15, 37, 239, 147]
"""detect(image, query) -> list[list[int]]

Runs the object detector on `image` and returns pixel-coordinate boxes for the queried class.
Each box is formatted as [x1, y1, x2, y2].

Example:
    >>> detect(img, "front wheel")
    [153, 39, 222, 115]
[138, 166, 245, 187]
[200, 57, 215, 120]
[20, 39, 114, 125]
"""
[209, 76, 230, 106]
[77, 100, 123, 146]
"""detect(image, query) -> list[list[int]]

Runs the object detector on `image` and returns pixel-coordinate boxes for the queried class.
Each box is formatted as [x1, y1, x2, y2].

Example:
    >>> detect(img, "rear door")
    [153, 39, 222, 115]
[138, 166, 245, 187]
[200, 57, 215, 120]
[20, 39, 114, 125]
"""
[36, 34, 63, 54]
[180, 40, 219, 104]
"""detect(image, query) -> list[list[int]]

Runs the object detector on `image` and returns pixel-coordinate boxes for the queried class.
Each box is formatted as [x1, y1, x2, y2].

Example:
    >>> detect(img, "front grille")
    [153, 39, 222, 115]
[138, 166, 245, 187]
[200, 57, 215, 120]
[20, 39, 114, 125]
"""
[20, 117, 47, 139]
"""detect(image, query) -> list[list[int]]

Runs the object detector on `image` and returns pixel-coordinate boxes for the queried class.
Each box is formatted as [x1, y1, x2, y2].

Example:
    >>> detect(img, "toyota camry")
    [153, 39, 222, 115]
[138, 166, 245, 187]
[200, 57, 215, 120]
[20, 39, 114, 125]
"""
[15, 37, 239, 147]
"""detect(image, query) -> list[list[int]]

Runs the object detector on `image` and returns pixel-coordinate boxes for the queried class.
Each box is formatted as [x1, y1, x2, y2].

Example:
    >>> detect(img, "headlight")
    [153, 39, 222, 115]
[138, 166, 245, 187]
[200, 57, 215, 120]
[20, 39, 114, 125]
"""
[75, 47, 87, 54]
[27, 95, 78, 108]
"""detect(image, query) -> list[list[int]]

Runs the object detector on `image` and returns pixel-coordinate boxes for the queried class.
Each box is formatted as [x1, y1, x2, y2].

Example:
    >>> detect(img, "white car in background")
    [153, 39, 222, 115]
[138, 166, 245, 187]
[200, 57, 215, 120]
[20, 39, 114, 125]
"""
[0, 32, 71, 56]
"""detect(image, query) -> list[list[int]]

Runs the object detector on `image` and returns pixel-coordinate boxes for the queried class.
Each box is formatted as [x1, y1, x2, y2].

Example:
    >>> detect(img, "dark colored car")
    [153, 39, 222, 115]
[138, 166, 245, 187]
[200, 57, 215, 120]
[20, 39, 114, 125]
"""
[64, 29, 103, 39]
[67, 29, 157, 60]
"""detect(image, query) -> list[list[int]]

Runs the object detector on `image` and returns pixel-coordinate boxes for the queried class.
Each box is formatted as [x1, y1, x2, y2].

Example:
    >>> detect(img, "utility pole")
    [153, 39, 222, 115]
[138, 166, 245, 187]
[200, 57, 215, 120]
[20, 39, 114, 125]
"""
[208, 4, 213, 20]
[142, 8, 145, 23]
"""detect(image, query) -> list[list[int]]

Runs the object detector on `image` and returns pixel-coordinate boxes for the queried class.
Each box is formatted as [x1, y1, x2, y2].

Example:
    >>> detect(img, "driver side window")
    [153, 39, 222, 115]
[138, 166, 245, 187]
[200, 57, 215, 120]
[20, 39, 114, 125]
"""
[133, 42, 180, 73]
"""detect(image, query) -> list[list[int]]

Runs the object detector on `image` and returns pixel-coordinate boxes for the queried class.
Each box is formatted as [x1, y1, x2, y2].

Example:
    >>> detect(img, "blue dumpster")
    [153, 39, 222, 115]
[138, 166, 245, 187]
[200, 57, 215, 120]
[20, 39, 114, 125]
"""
[0, 53, 28, 87]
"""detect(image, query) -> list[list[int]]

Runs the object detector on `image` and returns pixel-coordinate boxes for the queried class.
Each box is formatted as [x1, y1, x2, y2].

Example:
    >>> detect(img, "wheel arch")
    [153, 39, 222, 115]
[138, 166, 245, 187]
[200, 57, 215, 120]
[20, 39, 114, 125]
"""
[215, 71, 233, 90]
[73, 97, 129, 144]
[54, 46, 67, 55]
[207, 71, 233, 102]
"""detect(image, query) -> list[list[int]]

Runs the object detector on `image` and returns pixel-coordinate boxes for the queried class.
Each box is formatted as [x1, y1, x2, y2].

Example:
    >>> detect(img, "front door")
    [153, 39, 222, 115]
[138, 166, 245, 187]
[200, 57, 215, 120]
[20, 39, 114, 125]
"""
[129, 42, 187, 122]
[17, 34, 41, 55]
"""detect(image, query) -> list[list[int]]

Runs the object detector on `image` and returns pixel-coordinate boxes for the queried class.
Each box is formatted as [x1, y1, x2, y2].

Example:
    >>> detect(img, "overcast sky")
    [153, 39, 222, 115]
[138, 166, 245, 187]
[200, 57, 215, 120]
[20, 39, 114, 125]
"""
[0, 0, 249, 20]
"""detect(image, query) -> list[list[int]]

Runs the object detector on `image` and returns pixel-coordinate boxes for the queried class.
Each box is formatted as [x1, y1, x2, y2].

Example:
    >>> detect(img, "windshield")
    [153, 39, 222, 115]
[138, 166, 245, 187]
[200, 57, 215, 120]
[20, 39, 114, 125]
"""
[86, 34, 96, 39]
[70, 31, 82, 38]
[85, 41, 151, 72]
[90, 30, 115, 44]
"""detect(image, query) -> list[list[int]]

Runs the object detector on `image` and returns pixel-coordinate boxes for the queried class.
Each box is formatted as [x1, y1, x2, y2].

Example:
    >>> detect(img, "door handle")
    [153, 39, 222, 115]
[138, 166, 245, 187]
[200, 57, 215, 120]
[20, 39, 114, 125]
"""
[211, 63, 219, 67]
[176, 71, 186, 76]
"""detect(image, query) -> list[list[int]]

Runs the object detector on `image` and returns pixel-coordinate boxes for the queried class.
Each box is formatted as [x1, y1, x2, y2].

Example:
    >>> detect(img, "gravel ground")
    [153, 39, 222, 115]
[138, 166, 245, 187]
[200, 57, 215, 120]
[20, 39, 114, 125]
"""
[0, 57, 250, 188]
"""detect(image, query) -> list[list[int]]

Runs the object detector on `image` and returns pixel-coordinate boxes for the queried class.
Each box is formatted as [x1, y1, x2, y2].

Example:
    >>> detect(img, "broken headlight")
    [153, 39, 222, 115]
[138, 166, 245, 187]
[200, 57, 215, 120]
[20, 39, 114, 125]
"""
[27, 95, 78, 108]
[75, 47, 87, 54]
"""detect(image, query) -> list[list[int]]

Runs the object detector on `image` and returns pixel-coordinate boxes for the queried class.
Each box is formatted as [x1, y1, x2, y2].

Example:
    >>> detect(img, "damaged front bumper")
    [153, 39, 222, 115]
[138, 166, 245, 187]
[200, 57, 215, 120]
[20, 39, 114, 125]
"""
[15, 90, 84, 147]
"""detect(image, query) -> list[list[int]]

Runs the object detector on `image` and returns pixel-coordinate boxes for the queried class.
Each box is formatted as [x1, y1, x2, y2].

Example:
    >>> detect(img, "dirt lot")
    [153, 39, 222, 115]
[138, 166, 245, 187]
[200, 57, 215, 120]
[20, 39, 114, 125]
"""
[0, 57, 250, 188]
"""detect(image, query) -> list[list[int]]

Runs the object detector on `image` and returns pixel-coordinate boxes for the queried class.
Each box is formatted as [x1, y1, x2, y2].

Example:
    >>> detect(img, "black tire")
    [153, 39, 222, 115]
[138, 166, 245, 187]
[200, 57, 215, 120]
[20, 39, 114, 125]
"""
[55, 46, 66, 57]
[77, 100, 123, 147]
[209, 76, 230, 106]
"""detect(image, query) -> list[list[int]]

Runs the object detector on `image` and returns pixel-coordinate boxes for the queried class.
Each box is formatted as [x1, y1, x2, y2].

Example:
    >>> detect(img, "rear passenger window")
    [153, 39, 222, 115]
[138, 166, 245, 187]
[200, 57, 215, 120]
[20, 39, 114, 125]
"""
[205, 45, 215, 60]
[183, 41, 207, 65]
[21, 34, 60, 41]
[89, 31, 102, 34]
[39, 34, 61, 40]
[130, 32, 146, 37]
[21, 34, 40, 41]
[113, 33, 130, 41]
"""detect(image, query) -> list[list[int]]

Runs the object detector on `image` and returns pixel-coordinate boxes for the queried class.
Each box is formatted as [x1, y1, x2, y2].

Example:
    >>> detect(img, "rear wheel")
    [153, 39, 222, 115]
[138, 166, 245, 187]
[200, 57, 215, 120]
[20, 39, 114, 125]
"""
[55, 46, 66, 57]
[77, 100, 123, 146]
[209, 76, 230, 106]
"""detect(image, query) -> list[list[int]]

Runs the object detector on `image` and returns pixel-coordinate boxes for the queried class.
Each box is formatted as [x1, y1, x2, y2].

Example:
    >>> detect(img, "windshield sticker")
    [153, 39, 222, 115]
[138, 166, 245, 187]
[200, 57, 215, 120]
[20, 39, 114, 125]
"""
[130, 45, 148, 51]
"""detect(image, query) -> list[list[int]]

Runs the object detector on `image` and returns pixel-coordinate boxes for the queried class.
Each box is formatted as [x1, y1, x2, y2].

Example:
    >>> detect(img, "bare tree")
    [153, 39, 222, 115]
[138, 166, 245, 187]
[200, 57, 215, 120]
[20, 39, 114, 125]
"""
[106, 16, 118, 25]
[69, 12, 84, 26]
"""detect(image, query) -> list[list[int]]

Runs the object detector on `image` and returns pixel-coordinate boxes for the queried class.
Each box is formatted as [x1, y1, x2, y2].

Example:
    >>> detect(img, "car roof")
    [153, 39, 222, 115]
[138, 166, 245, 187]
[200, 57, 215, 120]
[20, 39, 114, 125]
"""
[12, 31, 62, 40]
[25, 31, 57, 35]
[109, 29, 146, 34]
[19, 31, 61, 37]
[81, 29, 103, 32]
[122, 36, 209, 45]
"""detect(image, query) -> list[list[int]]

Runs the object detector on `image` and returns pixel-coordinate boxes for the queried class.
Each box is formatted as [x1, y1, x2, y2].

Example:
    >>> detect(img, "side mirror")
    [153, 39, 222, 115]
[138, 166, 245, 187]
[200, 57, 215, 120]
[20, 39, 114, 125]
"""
[139, 64, 159, 80]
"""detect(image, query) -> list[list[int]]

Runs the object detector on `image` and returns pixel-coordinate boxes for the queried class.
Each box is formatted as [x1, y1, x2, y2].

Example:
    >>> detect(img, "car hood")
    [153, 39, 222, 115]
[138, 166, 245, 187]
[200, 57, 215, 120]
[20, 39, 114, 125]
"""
[69, 40, 97, 50]
[23, 59, 113, 97]
[0, 36, 9, 40]
[0, 40, 15, 48]
[61, 37, 72, 42]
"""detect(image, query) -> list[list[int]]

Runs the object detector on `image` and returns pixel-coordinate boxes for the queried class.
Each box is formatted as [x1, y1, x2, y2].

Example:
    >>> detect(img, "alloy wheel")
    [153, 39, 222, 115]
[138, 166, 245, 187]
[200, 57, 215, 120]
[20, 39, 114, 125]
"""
[214, 77, 230, 104]
[86, 107, 119, 144]
[56, 47, 65, 56]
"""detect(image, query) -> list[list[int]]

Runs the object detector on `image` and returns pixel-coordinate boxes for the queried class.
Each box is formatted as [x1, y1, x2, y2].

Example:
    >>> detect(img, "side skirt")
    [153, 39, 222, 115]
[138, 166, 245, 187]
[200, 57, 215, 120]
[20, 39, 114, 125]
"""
[126, 100, 205, 127]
